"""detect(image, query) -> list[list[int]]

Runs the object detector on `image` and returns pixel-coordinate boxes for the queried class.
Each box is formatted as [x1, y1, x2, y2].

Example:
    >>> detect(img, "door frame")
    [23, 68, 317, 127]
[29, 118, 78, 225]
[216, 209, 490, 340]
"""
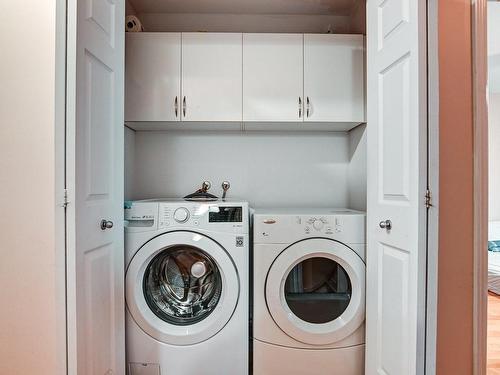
[426, 0, 440, 373]
[58, 1, 443, 374]
[472, 0, 489, 374]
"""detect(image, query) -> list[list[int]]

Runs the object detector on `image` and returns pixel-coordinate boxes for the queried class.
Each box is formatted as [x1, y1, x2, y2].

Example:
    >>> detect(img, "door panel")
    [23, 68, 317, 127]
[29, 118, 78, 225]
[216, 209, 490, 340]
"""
[365, 0, 427, 373]
[182, 33, 242, 122]
[73, 0, 125, 373]
[125, 33, 181, 122]
[304, 34, 365, 123]
[243, 34, 303, 122]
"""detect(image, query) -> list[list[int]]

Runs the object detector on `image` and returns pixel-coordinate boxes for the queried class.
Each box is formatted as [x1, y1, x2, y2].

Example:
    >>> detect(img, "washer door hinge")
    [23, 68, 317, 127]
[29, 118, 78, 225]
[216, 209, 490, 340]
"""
[425, 189, 433, 209]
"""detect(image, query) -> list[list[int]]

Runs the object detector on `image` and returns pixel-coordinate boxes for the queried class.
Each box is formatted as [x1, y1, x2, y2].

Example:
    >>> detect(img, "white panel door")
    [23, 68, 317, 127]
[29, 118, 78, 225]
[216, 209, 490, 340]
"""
[71, 0, 125, 373]
[125, 33, 181, 122]
[304, 34, 365, 123]
[365, 0, 427, 374]
[243, 34, 303, 122]
[182, 33, 242, 121]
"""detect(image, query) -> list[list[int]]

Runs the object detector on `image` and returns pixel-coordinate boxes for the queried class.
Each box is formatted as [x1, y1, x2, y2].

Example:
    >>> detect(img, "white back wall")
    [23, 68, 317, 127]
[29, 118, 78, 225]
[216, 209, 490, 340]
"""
[347, 124, 367, 211]
[129, 130, 353, 208]
[488, 2, 500, 93]
[490, 93, 500, 221]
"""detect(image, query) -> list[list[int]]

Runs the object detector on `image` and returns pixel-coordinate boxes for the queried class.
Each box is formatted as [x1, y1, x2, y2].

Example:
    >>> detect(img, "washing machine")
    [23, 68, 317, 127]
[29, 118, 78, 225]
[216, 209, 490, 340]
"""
[125, 199, 249, 375]
[253, 208, 366, 375]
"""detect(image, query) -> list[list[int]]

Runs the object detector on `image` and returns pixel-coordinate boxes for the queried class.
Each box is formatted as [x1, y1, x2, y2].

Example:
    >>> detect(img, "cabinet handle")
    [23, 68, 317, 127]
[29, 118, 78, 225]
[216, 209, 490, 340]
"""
[183, 96, 186, 117]
[299, 97, 302, 118]
[306, 97, 310, 118]
[174, 96, 178, 118]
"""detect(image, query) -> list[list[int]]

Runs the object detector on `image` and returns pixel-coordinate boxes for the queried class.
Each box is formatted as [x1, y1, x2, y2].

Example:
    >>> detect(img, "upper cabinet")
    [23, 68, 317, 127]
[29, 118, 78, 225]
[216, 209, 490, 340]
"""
[125, 32, 366, 129]
[125, 33, 181, 122]
[182, 33, 242, 122]
[243, 34, 304, 122]
[304, 34, 365, 123]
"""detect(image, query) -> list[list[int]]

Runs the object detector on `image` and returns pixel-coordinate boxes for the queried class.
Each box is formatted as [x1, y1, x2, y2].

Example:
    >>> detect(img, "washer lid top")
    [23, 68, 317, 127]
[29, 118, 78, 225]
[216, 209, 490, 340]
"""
[266, 238, 365, 346]
[126, 231, 239, 345]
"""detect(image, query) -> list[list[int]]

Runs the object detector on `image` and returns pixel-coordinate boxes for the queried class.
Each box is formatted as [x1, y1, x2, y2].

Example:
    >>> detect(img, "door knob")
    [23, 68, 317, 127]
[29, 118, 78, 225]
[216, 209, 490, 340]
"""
[379, 219, 392, 230]
[100, 219, 114, 230]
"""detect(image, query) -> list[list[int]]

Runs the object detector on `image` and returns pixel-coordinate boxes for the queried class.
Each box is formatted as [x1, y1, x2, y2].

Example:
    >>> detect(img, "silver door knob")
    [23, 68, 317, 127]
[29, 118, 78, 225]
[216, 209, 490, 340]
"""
[379, 219, 392, 230]
[100, 219, 114, 230]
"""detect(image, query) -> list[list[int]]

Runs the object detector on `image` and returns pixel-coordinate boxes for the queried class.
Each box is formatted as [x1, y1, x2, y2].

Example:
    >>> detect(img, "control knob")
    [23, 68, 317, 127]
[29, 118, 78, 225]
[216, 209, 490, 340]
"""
[174, 207, 190, 223]
[313, 219, 324, 231]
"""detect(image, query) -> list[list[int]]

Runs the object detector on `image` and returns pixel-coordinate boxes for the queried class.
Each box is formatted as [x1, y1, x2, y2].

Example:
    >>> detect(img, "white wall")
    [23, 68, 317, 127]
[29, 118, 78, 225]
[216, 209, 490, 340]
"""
[128, 130, 356, 208]
[0, 0, 66, 374]
[125, 127, 136, 200]
[135, 13, 353, 34]
[489, 3, 500, 222]
[347, 124, 367, 211]
[488, 2, 500, 94]
[490, 93, 500, 221]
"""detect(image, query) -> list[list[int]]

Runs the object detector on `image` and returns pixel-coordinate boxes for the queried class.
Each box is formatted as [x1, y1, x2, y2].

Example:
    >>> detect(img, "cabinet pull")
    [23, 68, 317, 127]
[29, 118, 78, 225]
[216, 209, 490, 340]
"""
[306, 97, 310, 118]
[299, 97, 302, 118]
[183, 96, 186, 117]
[174, 96, 178, 118]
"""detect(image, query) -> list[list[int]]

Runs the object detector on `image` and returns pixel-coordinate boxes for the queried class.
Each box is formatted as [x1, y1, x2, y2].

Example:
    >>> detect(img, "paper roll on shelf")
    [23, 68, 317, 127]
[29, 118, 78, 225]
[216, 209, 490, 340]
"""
[125, 15, 144, 32]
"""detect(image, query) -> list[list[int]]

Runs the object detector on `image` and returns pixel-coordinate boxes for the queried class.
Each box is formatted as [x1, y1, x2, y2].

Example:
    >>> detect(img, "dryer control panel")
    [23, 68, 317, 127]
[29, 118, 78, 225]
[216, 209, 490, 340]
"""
[254, 208, 365, 245]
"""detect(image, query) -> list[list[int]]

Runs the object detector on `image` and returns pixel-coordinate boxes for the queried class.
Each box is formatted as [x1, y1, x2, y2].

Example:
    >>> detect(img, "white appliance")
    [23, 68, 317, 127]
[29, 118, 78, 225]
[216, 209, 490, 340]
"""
[253, 208, 366, 375]
[125, 199, 249, 375]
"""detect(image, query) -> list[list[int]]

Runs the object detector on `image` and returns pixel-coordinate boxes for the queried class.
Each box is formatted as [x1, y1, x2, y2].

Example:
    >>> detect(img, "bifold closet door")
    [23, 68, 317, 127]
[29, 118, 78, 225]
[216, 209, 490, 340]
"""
[69, 0, 125, 373]
[125, 33, 181, 122]
[304, 34, 365, 123]
[365, 0, 428, 374]
[181, 33, 242, 122]
[243, 34, 303, 122]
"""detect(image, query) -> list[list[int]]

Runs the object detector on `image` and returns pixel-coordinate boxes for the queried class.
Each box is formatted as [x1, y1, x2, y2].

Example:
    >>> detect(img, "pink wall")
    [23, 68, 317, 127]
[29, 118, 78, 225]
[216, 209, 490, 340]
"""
[436, 0, 474, 373]
[0, 1, 66, 374]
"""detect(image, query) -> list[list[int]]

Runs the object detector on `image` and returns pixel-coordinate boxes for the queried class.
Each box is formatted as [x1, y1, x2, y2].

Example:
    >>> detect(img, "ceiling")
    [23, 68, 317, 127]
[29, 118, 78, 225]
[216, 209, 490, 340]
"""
[128, 0, 357, 16]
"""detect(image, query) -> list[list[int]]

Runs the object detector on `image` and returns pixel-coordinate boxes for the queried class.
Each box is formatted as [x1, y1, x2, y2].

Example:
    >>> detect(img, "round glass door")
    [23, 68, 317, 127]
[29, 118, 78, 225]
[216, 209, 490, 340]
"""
[266, 238, 365, 346]
[143, 245, 222, 326]
[284, 257, 352, 324]
[126, 231, 239, 345]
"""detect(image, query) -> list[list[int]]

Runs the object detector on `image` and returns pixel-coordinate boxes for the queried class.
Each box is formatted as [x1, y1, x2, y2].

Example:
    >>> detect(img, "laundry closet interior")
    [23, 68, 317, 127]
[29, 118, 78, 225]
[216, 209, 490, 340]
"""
[69, 0, 429, 373]
[123, 0, 367, 210]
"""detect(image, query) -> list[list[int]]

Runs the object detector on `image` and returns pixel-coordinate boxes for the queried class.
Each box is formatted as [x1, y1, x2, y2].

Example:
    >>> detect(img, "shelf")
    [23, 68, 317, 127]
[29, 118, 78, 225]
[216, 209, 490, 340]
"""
[125, 121, 365, 132]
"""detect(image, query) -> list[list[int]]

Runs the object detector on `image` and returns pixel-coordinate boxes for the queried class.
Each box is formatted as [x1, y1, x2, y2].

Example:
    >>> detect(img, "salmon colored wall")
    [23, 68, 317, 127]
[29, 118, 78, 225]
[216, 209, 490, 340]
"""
[436, 0, 474, 374]
[0, 1, 66, 374]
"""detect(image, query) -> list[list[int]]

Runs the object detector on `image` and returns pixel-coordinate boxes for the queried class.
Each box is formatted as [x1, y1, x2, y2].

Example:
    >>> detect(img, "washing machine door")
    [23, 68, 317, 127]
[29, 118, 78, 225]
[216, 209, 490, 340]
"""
[266, 238, 365, 346]
[126, 231, 239, 345]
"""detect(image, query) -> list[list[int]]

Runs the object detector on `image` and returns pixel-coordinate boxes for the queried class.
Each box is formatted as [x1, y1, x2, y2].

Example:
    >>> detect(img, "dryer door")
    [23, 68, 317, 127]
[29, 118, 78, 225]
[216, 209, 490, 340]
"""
[266, 238, 365, 346]
[126, 231, 239, 345]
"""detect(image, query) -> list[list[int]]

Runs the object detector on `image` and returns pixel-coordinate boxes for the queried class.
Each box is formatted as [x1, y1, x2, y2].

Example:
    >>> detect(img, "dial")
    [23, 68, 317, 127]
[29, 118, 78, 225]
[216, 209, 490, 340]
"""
[313, 219, 324, 231]
[173, 207, 190, 223]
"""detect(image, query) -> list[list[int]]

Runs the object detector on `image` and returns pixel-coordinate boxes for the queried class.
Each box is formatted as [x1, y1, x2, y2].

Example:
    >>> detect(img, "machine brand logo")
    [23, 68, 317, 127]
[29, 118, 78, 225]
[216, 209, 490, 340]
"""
[235, 236, 244, 247]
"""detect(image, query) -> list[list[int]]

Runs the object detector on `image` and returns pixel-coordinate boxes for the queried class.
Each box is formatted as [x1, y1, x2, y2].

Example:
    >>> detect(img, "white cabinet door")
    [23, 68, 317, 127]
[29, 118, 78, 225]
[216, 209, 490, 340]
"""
[365, 0, 428, 374]
[304, 34, 365, 123]
[69, 0, 125, 373]
[125, 33, 181, 122]
[182, 33, 242, 122]
[243, 34, 303, 122]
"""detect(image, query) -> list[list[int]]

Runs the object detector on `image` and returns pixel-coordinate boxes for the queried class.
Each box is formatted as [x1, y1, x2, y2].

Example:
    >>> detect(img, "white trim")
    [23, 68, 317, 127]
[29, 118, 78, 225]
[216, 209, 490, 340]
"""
[65, 0, 77, 372]
[472, 1, 489, 375]
[55, 0, 69, 373]
[425, 0, 439, 373]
